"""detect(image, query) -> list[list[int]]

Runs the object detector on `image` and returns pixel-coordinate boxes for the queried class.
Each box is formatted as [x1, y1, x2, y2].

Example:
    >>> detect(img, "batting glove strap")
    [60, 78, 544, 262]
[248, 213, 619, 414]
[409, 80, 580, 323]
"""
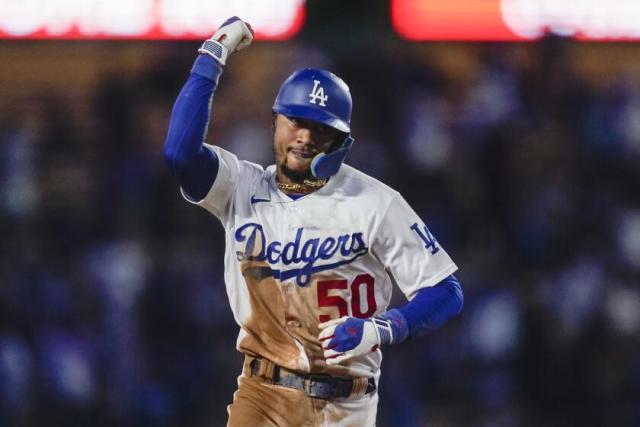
[198, 40, 229, 66]
[371, 317, 394, 345]
[378, 308, 410, 344]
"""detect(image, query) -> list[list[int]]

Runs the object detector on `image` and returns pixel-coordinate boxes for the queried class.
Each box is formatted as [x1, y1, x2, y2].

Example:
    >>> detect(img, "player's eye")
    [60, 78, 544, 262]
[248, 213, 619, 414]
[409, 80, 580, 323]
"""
[287, 116, 300, 128]
[314, 124, 332, 135]
[313, 124, 338, 142]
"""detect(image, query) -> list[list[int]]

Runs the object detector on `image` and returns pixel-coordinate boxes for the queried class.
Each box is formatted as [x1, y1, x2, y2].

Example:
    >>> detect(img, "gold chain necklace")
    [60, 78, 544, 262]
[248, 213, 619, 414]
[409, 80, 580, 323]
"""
[277, 178, 328, 194]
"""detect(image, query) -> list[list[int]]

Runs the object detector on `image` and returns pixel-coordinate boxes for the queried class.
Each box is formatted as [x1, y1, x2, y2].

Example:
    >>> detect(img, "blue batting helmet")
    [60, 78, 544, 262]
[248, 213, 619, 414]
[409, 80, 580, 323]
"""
[273, 68, 354, 179]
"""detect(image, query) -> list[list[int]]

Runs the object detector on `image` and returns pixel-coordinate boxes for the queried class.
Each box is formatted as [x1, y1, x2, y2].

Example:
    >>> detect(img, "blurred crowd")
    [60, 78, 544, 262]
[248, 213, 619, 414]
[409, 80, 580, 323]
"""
[1, 36, 640, 427]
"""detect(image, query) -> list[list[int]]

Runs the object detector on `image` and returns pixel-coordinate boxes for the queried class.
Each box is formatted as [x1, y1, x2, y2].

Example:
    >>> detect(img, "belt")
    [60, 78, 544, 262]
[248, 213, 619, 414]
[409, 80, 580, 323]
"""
[247, 356, 376, 400]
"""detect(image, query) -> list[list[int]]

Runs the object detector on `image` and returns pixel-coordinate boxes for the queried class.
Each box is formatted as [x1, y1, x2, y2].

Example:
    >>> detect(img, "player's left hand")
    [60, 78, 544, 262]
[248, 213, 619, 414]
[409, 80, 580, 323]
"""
[318, 316, 394, 365]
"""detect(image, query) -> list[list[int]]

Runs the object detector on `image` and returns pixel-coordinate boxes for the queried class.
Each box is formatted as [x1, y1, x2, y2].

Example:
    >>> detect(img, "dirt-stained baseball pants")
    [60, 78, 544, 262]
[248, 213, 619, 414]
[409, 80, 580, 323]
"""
[226, 357, 379, 427]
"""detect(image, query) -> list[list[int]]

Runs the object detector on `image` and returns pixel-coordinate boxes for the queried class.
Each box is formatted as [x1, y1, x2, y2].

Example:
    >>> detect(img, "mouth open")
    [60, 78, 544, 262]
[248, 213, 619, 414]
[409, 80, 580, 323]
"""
[289, 148, 316, 159]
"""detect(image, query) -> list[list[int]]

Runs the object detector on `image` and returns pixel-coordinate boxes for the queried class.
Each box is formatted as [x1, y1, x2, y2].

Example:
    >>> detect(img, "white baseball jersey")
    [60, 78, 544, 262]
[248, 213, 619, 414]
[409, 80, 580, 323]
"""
[184, 145, 457, 378]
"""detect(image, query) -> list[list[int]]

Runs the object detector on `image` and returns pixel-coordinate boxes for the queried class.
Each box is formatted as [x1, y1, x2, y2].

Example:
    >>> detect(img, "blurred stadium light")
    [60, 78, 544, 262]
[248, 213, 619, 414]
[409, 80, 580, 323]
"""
[0, 0, 305, 40]
[392, 0, 640, 41]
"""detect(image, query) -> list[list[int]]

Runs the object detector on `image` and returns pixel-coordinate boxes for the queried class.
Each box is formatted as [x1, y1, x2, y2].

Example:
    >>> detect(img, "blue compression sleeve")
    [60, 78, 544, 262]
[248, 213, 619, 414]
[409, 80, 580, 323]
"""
[382, 274, 464, 342]
[164, 55, 223, 201]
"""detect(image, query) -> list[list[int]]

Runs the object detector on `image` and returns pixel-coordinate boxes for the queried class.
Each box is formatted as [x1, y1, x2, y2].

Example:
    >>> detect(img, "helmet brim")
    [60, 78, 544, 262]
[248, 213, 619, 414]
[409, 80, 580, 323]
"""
[273, 104, 350, 134]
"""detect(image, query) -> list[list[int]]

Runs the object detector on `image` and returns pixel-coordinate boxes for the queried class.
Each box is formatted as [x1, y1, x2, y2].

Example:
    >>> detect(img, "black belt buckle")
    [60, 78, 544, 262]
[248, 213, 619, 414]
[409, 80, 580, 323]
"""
[303, 374, 334, 400]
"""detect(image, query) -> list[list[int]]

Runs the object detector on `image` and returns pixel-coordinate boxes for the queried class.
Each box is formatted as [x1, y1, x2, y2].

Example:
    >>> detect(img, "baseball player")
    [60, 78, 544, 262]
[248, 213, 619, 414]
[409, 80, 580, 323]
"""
[163, 17, 464, 427]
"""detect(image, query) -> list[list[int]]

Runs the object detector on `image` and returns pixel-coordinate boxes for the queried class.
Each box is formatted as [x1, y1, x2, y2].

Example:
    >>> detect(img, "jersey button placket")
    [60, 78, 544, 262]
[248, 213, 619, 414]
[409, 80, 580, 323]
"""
[286, 203, 301, 231]
[281, 204, 303, 334]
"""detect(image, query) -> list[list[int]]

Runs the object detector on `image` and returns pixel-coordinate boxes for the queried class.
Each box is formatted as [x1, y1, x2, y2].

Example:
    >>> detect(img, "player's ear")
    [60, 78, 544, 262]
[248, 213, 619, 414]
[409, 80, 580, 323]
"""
[271, 113, 277, 133]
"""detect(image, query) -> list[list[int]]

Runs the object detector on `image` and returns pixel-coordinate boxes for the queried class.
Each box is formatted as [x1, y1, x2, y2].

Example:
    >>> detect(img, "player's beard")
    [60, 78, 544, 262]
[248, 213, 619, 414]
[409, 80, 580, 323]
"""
[275, 138, 340, 184]
[280, 161, 313, 183]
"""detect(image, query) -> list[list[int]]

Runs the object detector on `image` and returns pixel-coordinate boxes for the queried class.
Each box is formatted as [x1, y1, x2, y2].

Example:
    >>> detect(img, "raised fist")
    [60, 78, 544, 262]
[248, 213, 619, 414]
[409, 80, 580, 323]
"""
[198, 17, 254, 66]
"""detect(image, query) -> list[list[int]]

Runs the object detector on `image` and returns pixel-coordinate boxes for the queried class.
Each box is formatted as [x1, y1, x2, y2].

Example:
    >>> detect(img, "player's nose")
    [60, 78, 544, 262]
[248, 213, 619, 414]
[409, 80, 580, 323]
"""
[295, 127, 314, 144]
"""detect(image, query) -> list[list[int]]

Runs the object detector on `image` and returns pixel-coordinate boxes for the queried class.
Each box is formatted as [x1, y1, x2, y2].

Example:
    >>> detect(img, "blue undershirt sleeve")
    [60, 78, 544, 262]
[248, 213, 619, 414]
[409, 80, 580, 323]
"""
[382, 274, 464, 343]
[163, 55, 223, 201]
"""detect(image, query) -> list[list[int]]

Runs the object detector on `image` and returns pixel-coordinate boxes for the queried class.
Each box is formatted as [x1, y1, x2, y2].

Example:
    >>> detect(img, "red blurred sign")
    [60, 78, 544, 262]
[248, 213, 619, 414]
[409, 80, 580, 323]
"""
[392, 0, 640, 41]
[0, 0, 305, 40]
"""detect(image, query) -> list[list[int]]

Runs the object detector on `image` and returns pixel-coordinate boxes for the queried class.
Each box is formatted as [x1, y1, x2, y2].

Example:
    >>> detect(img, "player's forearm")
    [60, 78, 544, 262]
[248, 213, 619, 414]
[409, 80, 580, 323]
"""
[163, 55, 222, 200]
[395, 274, 463, 340]
[321, 275, 463, 363]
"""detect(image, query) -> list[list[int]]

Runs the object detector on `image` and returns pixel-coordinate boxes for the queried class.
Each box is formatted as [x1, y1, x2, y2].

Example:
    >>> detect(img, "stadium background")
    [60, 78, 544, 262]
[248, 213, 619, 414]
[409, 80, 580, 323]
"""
[1, 1, 640, 426]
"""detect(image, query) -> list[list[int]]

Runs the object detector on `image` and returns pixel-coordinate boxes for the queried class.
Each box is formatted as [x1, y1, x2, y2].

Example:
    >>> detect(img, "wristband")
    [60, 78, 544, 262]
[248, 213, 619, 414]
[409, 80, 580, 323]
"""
[198, 40, 229, 66]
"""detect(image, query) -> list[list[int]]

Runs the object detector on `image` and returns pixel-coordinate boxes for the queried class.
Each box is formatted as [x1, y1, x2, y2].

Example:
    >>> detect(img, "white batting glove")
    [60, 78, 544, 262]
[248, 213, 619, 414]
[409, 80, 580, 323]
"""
[318, 316, 395, 365]
[198, 16, 254, 66]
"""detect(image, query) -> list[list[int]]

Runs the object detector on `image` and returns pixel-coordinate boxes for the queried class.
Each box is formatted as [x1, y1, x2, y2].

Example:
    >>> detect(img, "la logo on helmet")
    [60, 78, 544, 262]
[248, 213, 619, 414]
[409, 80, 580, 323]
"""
[309, 80, 328, 107]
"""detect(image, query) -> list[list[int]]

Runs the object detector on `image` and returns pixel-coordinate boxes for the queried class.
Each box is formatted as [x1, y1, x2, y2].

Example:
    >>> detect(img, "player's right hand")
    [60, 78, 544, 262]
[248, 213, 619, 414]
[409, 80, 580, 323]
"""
[198, 17, 254, 66]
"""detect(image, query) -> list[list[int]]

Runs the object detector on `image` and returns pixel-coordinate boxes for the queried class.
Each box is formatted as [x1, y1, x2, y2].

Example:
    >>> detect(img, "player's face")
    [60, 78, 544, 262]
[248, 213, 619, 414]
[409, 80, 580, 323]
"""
[273, 114, 339, 182]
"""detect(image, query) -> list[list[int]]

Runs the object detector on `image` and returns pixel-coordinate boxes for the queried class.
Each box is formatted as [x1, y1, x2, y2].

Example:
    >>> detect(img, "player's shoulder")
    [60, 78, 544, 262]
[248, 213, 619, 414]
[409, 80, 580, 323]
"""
[208, 144, 265, 176]
[335, 164, 399, 203]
